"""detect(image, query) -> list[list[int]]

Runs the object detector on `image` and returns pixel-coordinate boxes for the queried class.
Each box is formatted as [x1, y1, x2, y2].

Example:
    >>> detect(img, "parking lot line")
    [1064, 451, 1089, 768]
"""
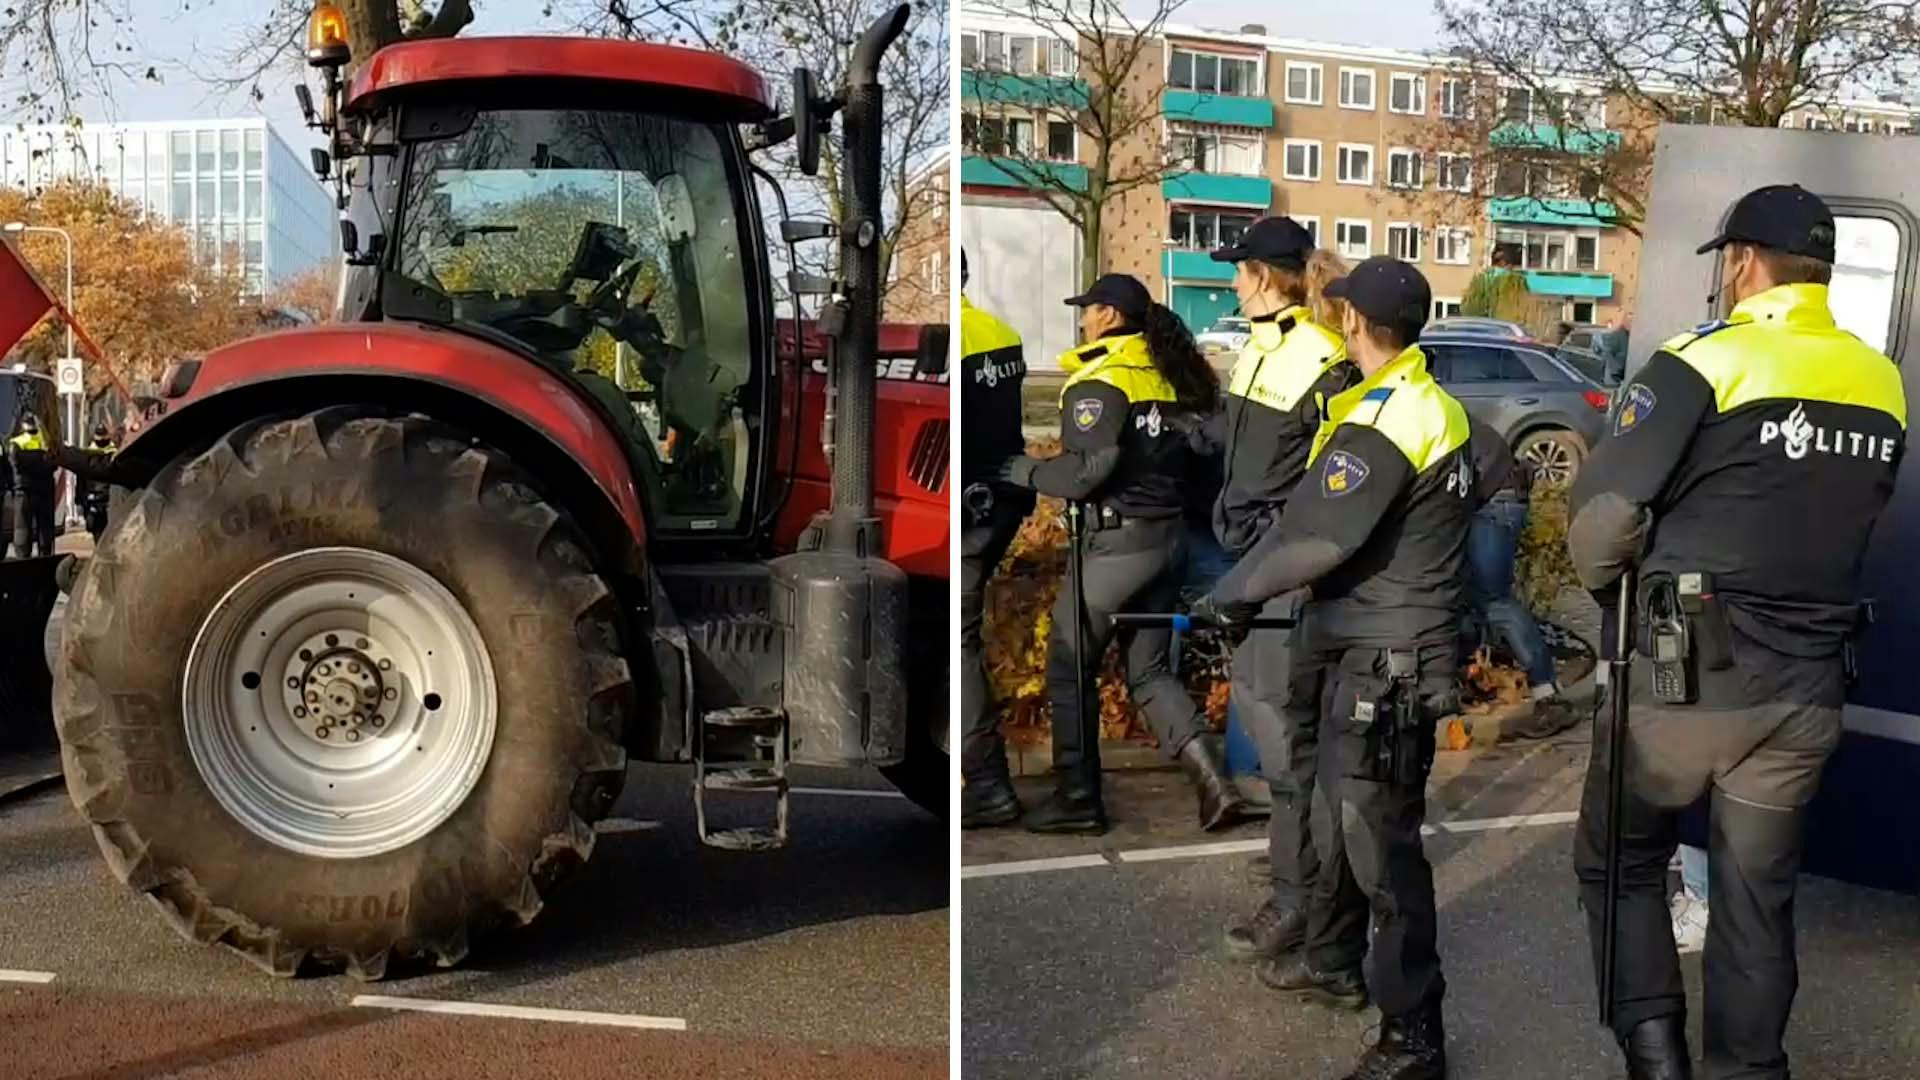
[963, 810, 1580, 880]
[0, 969, 57, 984]
[350, 995, 687, 1030]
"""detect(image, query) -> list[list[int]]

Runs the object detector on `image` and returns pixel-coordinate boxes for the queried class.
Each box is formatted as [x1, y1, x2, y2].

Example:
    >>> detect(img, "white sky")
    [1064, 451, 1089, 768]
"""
[1169, 0, 1444, 51]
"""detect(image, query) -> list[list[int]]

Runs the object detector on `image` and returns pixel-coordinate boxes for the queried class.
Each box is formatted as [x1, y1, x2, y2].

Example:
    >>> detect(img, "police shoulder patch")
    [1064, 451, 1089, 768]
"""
[1614, 383, 1656, 435]
[1321, 448, 1371, 497]
[1071, 396, 1105, 432]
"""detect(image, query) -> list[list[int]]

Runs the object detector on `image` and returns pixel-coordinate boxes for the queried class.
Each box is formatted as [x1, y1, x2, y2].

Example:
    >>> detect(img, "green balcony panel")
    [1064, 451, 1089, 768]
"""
[961, 70, 1091, 109]
[1164, 249, 1236, 284]
[1161, 172, 1272, 209]
[1163, 89, 1275, 128]
[961, 154, 1089, 193]
[1489, 196, 1619, 227]
[1524, 271, 1614, 299]
[1489, 122, 1622, 155]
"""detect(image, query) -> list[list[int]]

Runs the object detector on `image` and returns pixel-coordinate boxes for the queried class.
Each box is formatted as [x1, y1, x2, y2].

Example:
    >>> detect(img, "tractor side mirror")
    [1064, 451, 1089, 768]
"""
[914, 323, 950, 378]
[309, 148, 331, 181]
[792, 67, 825, 177]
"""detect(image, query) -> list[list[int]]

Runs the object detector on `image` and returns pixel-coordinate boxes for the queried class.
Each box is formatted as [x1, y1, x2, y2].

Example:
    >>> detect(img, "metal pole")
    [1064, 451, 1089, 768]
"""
[1599, 571, 1633, 1028]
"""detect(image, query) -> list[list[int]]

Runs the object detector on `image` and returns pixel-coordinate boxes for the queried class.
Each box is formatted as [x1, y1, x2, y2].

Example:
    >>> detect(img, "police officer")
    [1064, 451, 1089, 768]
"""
[8, 413, 55, 559]
[1205, 217, 1361, 964]
[1567, 185, 1904, 1080]
[79, 421, 116, 541]
[958, 250, 1036, 828]
[1197, 256, 1469, 1080]
[1001, 273, 1247, 834]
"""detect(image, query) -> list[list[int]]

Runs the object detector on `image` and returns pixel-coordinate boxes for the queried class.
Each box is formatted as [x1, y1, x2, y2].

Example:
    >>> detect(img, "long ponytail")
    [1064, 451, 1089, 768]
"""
[1140, 302, 1220, 413]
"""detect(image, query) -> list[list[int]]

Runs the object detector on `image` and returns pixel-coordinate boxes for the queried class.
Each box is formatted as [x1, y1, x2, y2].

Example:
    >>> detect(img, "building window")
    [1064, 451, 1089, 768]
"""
[1387, 222, 1423, 261]
[1439, 77, 1471, 119]
[1503, 87, 1533, 124]
[1568, 300, 1597, 323]
[1176, 127, 1261, 174]
[1433, 297, 1464, 320]
[1290, 215, 1319, 246]
[1436, 153, 1471, 192]
[1285, 61, 1323, 105]
[1048, 120, 1075, 161]
[1170, 207, 1259, 249]
[1282, 138, 1321, 180]
[196, 130, 215, 174]
[221, 179, 239, 221]
[220, 129, 240, 174]
[1337, 143, 1374, 185]
[1434, 227, 1472, 265]
[1389, 73, 1426, 115]
[1495, 227, 1603, 270]
[245, 177, 263, 221]
[1339, 67, 1376, 110]
[961, 33, 978, 68]
[980, 31, 1005, 70]
[1575, 234, 1599, 271]
[1170, 48, 1260, 96]
[171, 131, 191, 176]
[1386, 148, 1423, 188]
[245, 128, 264, 173]
[966, 31, 1075, 75]
[1336, 218, 1371, 259]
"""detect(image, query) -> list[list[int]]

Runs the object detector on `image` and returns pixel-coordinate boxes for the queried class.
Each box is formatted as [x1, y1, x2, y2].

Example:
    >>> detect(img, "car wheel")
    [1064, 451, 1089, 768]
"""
[1518, 428, 1586, 488]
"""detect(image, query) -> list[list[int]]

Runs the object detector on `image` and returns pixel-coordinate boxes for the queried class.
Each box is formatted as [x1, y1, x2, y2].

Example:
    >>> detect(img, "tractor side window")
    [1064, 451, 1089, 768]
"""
[395, 109, 757, 533]
[1830, 215, 1902, 356]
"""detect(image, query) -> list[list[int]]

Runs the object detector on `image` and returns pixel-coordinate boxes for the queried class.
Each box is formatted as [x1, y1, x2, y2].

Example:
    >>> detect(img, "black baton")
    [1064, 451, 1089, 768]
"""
[1067, 502, 1099, 801]
[1599, 570, 1633, 1028]
[1110, 612, 1297, 630]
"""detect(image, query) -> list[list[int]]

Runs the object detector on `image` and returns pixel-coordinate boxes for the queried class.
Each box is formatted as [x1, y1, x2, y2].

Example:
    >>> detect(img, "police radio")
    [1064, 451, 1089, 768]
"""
[1642, 578, 1696, 705]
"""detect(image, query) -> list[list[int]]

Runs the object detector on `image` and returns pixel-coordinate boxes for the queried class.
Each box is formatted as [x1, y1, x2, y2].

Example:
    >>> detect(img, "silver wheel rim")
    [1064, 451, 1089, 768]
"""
[1522, 436, 1577, 487]
[183, 546, 497, 860]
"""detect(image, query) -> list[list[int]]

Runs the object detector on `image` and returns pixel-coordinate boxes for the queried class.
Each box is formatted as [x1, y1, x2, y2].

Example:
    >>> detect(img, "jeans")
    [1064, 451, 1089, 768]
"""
[1176, 527, 1259, 777]
[1467, 496, 1557, 688]
[1680, 843, 1710, 900]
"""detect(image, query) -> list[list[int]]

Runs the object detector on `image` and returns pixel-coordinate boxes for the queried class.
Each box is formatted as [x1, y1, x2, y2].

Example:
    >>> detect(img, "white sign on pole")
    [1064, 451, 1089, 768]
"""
[56, 356, 83, 397]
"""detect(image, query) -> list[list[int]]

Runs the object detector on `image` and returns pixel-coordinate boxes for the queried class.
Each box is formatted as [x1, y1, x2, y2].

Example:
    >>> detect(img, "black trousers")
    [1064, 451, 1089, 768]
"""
[1232, 590, 1316, 909]
[1045, 514, 1203, 780]
[1575, 653, 1841, 1080]
[1296, 639, 1453, 1018]
[13, 488, 53, 558]
[960, 487, 1032, 785]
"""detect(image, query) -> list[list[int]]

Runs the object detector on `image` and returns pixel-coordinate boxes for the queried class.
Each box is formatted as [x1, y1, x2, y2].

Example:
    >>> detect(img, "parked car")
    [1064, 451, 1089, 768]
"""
[1427, 316, 1530, 340]
[1197, 315, 1250, 360]
[1419, 332, 1611, 486]
[1554, 343, 1619, 388]
[1558, 325, 1629, 386]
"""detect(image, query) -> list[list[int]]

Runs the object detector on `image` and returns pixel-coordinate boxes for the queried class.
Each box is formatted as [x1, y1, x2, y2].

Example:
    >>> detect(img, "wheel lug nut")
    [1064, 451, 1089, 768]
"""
[286, 677, 299, 689]
[384, 688, 397, 700]
[346, 729, 361, 742]
[378, 659, 392, 671]
[371, 715, 384, 727]
[294, 706, 307, 718]
[315, 726, 330, 739]
[348, 662, 361, 675]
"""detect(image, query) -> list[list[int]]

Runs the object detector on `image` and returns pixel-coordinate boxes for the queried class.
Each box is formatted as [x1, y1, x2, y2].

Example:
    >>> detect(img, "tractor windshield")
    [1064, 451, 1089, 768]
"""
[393, 109, 758, 532]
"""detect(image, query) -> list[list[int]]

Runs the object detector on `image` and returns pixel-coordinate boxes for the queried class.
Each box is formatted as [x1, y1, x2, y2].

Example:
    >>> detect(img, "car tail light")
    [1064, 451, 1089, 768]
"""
[1582, 389, 1610, 411]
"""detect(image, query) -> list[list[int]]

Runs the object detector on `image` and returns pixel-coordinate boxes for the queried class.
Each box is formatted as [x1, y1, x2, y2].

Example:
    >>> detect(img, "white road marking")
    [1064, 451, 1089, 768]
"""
[0, 969, 57, 984]
[790, 786, 907, 799]
[963, 810, 1579, 880]
[350, 995, 687, 1031]
[960, 853, 1111, 880]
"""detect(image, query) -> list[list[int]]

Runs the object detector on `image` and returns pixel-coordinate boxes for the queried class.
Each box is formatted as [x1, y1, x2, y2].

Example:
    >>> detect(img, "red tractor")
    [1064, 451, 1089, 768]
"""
[51, 4, 947, 977]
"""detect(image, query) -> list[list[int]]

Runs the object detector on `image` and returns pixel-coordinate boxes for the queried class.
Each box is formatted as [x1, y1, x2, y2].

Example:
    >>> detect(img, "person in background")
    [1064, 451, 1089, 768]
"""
[1464, 419, 1571, 738]
[999, 273, 1246, 835]
[1671, 843, 1710, 954]
[79, 421, 117, 542]
[8, 413, 55, 559]
[958, 249, 1036, 829]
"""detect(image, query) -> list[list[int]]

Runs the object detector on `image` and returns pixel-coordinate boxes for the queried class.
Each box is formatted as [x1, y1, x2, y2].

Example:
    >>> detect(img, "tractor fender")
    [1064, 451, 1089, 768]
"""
[118, 323, 647, 574]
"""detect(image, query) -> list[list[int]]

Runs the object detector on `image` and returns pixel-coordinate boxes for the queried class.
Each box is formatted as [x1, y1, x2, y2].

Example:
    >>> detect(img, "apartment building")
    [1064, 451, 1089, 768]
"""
[960, 11, 1643, 363]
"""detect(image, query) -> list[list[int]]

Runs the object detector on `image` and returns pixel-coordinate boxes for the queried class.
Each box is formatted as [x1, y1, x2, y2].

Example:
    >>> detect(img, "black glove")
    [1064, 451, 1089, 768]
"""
[999, 455, 1039, 489]
[1189, 590, 1258, 631]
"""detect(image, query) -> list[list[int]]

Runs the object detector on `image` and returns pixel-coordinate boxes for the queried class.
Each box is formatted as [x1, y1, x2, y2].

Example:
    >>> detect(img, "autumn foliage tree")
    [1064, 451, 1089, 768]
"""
[0, 180, 250, 397]
[265, 262, 342, 324]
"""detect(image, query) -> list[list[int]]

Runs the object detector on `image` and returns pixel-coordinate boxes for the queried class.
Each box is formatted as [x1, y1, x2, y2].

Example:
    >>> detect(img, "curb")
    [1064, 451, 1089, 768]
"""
[0, 770, 62, 807]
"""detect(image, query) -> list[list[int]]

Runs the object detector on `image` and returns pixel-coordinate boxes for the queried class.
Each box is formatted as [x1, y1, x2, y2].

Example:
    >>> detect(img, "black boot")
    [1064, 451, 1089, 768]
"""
[1178, 733, 1250, 831]
[1223, 899, 1305, 960]
[960, 775, 1021, 829]
[1619, 1016, 1692, 1080]
[1342, 1001, 1447, 1080]
[1021, 774, 1107, 835]
[1255, 955, 1368, 1010]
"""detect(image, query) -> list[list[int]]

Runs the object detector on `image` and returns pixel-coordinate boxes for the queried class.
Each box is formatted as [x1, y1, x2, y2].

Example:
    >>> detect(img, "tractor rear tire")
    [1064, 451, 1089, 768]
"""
[54, 409, 631, 978]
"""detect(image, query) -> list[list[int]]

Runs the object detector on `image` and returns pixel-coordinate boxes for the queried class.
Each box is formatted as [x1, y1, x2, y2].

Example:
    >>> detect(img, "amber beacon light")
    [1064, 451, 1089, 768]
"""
[307, 2, 351, 68]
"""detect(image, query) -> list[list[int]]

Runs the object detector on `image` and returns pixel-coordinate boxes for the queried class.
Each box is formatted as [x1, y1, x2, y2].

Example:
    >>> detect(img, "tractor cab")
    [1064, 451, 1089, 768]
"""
[314, 34, 790, 544]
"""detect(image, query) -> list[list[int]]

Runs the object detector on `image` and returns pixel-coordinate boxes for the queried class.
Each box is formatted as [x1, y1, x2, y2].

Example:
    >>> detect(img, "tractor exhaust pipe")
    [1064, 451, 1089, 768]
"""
[822, 3, 910, 555]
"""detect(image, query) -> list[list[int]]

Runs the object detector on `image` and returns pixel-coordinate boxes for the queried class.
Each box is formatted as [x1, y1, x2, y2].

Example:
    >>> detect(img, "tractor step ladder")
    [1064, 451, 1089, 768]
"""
[693, 705, 790, 851]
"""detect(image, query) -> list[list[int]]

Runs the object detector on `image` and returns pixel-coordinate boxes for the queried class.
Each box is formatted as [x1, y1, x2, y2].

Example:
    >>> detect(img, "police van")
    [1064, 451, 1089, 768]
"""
[1634, 125, 1920, 893]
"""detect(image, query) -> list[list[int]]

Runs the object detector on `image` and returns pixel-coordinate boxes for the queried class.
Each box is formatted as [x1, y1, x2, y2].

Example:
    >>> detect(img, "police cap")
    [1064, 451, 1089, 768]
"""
[1209, 216, 1314, 268]
[1064, 273, 1152, 321]
[1695, 184, 1836, 263]
[1324, 256, 1432, 331]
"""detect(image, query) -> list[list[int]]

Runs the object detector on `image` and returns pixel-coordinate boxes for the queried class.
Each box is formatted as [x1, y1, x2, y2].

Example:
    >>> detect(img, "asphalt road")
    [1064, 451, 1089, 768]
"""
[961, 733, 1920, 1080]
[0, 761, 949, 1079]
